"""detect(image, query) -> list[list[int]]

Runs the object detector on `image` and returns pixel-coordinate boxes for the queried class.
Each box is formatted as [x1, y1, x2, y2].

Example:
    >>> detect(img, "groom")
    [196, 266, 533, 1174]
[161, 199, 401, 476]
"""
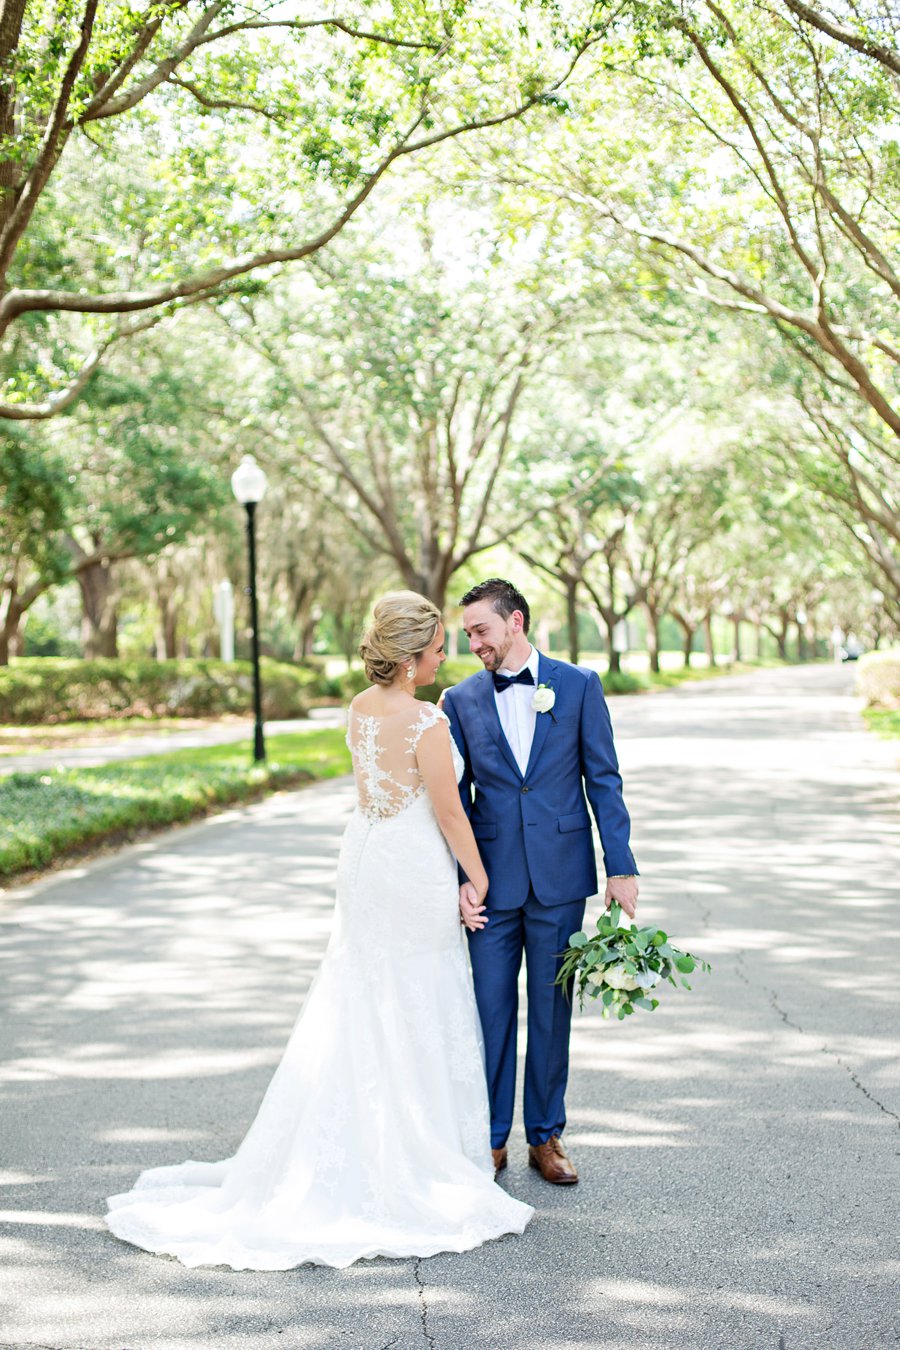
[443, 579, 638, 1185]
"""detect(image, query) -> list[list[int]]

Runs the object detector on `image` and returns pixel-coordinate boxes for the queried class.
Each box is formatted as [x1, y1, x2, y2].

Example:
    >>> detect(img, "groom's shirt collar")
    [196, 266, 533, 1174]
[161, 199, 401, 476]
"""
[497, 645, 539, 679]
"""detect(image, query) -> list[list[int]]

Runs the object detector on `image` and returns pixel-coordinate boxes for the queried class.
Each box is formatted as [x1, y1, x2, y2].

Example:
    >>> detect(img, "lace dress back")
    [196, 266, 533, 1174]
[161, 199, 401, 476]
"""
[106, 693, 531, 1270]
[347, 700, 454, 823]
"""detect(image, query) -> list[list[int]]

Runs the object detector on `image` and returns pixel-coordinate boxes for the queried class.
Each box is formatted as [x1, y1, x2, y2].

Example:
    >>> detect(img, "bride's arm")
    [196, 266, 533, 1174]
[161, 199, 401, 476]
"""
[417, 722, 488, 904]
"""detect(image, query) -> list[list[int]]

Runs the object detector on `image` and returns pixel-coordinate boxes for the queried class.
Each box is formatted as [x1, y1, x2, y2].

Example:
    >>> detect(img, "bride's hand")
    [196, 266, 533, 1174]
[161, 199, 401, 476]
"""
[459, 882, 488, 932]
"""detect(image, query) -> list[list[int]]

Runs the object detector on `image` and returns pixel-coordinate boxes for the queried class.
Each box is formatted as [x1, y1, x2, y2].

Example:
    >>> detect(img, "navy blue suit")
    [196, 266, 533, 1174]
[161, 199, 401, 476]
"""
[443, 653, 637, 1147]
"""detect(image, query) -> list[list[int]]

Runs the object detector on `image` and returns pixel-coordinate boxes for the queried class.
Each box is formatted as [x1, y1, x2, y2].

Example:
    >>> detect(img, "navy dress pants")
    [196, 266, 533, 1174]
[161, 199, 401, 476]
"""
[467, 890, 586, 1149]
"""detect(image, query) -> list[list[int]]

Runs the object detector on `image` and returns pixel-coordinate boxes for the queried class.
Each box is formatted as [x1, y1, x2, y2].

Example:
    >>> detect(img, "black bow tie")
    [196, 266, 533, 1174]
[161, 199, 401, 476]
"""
[492, 669, 535, 693]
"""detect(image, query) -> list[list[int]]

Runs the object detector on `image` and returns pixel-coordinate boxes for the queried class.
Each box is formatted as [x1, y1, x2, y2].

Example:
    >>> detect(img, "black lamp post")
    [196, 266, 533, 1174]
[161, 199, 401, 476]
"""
[231, 454, 268, 762]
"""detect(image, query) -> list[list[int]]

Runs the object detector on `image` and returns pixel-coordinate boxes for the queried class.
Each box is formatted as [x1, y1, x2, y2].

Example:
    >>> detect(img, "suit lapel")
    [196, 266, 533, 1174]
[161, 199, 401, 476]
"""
[524, 652, 558, 780]
[472, 669, 522, 779]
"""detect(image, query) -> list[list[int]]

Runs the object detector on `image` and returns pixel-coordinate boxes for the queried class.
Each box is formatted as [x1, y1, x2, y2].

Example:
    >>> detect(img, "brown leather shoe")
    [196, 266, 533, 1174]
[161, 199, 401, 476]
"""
[528, 1136, 578, 1185]
[492, 1146, 508, 1174]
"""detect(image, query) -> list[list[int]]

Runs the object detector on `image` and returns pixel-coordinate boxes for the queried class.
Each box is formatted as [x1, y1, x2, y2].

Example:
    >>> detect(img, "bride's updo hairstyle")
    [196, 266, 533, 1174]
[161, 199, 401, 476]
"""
[359, 591, 442, 686]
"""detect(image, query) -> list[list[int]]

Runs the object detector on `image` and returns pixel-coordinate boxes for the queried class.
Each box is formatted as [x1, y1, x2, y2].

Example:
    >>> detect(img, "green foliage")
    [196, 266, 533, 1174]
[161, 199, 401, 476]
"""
[0, 728, 351, 877]
[0, 431, 71, 585]
[65, 364, 233, 559]
[600, 671, 644, 695]
[2, 0, 598, 411]
[0, 657, 338, 724]
[556, 901, 711, 1019]
[862, 708, 900, 740]
[856, 652, 900, 710]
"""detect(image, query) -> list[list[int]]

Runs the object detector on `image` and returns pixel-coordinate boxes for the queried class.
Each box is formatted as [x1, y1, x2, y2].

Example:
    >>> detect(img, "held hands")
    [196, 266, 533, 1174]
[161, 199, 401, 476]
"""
[458, 881, 488, 932]
[604, 874, 639, 920]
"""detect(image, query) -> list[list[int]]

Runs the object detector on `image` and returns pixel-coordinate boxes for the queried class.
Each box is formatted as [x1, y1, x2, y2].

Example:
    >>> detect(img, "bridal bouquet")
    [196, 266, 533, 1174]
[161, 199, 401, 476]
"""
[557, 903, 710, 1020]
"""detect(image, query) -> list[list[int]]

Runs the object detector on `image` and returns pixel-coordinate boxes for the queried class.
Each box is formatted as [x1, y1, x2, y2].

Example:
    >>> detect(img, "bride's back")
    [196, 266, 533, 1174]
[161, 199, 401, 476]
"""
[347, 691, 442, 823]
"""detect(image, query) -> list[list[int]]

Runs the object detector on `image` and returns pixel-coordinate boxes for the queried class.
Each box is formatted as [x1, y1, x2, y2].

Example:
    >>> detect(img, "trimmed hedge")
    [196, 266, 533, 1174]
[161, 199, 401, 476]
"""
[0, 657, 342, 725]
[856, 651, 900, 709]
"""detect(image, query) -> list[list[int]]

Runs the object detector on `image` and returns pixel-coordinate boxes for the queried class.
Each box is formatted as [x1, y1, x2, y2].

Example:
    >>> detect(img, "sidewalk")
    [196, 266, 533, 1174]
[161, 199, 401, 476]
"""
[0, 708, 345, 776]
[0, 664, 897, 1348]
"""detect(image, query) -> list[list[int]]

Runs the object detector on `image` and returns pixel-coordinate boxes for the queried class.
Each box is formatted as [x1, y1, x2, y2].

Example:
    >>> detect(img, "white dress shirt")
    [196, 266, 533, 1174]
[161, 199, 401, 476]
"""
[493, 645, 540, 776]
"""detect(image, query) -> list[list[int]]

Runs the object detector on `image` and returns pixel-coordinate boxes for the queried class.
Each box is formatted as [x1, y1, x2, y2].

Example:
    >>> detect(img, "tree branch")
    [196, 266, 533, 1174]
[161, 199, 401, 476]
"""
[778, 0, 900, 76]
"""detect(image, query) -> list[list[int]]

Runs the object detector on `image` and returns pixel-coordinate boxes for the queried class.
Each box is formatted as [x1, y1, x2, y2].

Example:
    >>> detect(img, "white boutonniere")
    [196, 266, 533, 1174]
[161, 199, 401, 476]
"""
[532, 683, 556, 715]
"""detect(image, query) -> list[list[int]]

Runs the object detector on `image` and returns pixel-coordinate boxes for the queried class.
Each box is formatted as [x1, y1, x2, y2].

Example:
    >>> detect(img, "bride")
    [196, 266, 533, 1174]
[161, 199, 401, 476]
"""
[105, 591, 533, 1269]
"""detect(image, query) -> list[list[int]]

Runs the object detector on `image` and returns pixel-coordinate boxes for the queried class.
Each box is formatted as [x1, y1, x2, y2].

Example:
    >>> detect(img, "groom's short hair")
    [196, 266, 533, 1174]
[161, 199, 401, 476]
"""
[460, 578, 530, 633]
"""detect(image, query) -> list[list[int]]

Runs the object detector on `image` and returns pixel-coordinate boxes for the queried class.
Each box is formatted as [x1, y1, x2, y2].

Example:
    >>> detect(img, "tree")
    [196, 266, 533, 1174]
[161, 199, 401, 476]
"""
[0, 429, 70, 661]
[45, 349, 232, 655]
[226, 218, 596, 608]
[0, 0, 610, 420]
[484, 0, 900, 605]
[519, 464, 644, 671]
[626, 458, 730, 671]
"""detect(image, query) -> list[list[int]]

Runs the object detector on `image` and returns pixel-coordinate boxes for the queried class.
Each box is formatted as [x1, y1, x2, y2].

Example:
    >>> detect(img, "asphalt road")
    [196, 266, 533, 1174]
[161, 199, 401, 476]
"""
[1, 663, 897, 1350]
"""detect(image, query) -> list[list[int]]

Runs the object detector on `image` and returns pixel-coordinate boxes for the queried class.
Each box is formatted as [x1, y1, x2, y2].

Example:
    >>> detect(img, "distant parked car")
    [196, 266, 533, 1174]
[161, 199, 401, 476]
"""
[841, 634, 864, 661]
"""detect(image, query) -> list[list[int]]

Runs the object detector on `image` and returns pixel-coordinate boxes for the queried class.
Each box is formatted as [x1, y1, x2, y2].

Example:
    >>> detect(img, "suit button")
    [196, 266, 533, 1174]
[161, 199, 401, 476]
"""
[521, 786, 529, 793]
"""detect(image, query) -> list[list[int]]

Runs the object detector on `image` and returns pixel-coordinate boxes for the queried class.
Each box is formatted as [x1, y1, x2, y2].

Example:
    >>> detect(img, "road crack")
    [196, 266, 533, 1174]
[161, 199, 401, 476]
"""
[414, 1257, 435, 1348]
[767, 986, 900, 1128]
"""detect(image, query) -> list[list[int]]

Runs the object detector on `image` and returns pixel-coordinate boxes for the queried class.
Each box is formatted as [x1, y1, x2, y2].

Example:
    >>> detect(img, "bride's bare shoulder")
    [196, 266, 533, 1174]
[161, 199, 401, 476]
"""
[350, 688, 420, 719]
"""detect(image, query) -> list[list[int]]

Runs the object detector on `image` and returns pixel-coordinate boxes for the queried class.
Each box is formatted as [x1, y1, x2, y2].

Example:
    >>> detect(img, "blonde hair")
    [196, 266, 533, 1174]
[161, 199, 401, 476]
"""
[359, 591, 442, 686]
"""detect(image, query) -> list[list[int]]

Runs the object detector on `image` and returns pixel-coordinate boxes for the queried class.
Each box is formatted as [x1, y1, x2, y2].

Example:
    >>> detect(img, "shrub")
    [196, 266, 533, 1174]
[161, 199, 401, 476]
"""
[856, 651, 900, 709]
[0, 657, 338, 725]
[600, 670, 645, 695]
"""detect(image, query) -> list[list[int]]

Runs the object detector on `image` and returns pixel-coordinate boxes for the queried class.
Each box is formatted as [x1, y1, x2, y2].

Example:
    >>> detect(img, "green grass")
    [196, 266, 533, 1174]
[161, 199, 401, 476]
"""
[0, 729, 351, 880]
[862, 708, 900, 739]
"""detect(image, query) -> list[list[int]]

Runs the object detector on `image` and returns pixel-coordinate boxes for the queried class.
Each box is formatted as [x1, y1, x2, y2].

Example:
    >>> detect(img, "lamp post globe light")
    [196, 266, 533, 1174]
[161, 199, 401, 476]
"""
[231, 454, 268, 763]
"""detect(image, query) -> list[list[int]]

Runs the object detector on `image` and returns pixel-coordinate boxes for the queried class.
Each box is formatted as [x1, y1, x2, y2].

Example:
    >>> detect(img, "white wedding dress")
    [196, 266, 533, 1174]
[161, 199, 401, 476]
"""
[105, 700, 533, 1269]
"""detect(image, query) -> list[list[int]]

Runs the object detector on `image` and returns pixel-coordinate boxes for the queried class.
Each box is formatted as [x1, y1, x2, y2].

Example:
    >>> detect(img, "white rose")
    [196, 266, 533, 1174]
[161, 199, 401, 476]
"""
[634, 967, 662, 991]
[532, 686, 556, 713]
[599, 963, 640, 992]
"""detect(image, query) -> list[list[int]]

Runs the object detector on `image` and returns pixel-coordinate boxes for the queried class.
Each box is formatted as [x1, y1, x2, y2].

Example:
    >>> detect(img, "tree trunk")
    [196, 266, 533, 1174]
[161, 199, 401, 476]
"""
[158, 595, 178, 660]
[796, 617, 806, 662]
[0, 568, 52, 663]
[733, 617, 742, 663]
[645, 604, 661, 674]
[672, 612, 695, 667]
[703, 612, 715, 668]
[566, 577, 579, 665]
[756, 621, 765, 660]
[0, 602, 23, 665]
[78, 558, 118, 658]
[683, 628, 694, 666]
[604, 615, 621, 674]
[300, 619, 316, 660]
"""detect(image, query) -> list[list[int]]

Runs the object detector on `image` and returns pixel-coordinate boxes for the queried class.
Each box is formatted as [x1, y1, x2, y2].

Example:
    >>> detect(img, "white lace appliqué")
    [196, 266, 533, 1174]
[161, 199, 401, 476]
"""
[347, 703, 455, 824]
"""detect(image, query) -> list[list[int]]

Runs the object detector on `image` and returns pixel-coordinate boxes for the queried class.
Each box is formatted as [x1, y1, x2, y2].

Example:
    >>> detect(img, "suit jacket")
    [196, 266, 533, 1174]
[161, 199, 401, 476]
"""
[443, 653, 637, 908]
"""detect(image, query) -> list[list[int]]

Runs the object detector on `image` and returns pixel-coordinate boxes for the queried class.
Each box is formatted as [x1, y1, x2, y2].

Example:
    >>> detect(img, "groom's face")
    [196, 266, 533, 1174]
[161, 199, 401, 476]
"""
[463, 600, 520, 672]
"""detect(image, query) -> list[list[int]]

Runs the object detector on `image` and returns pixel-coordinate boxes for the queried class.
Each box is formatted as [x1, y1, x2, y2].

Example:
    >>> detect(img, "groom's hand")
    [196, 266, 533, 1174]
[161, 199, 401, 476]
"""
[459, 883, 488, 932]
[605, 875, 639, 919]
